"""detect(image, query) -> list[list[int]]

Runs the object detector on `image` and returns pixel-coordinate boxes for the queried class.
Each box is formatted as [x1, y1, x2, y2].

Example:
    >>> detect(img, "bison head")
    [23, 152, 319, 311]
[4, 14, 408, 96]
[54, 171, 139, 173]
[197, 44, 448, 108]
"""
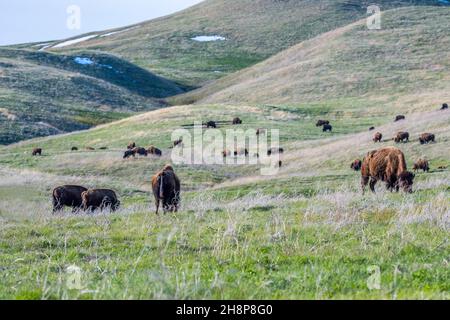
[398, 171, 415, 193]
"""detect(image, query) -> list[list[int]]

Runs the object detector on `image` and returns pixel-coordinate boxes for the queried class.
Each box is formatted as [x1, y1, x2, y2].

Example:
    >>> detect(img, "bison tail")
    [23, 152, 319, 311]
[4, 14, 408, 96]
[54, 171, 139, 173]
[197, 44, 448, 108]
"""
[159, 175, 164, 199]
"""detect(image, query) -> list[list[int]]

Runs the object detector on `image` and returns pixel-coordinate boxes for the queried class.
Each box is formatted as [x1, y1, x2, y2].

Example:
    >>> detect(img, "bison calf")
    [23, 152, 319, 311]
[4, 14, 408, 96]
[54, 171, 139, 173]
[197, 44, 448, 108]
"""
[373, 132, 383, 143]
[52, 185, 88, 213]
[413, 159, 429, 173]
[152, 165, 181, 214]
[81, 189, 120, 212]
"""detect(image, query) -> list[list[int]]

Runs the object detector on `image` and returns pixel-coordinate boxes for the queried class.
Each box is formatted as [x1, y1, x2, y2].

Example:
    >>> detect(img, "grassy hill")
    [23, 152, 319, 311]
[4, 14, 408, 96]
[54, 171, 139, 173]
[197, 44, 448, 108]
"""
[0, 49, 184, 144]
[173, 6, 450, 105]
[20, 0, 444, 87]
[0, 101, 448, 299]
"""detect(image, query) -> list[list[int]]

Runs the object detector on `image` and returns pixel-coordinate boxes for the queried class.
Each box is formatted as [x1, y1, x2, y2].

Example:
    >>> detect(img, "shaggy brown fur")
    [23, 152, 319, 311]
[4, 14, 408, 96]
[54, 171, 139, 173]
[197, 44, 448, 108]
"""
[32, 148, 42, 156]
[316, 120, 329, 127]
[52, 185, 87, 213]
[232, 117, 242, 125]
[394, 115, 405, 122]
[394, 131, 409, 143]
[413, 159, 429, 172]
[81, 189, 120, 212]
[350, 159, 362, 171]
[361, 147, 414, 193]
[151, 165, 181, 214]
[147, 146, 162, 156]
[373, 132, 383, 143]
[419, 133, 435, 145]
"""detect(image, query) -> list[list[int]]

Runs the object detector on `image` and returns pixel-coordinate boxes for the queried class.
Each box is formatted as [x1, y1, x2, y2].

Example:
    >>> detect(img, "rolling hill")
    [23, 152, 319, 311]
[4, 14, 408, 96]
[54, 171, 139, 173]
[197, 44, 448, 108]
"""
[0, 49, 184, 144]
[173, 6, 450, 106]
[19, 0, 445, 87]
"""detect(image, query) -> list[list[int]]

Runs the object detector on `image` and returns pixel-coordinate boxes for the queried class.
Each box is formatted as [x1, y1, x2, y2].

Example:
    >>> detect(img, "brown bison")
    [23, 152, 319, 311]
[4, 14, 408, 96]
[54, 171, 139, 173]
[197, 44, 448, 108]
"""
[127, 142, 136, 150]
[267, 147, 284, 156]
[394, 115, 405, 122]
[32, 148, 42, 156]
[394, 131, 409, 143]
[351, 159, 362, 171]
[413, 159, 429, 172]
[151, 165, 181, 214]
[205, 121, 217, 128]
[419, 133, 435, 145]
[323, 124, 333, 132]
[52, 185, 88, 213]
[441, 103, 448, 110]
[361, 147, 414, 193]
[232, 117, 242, 125]
[373, 132, 383, 143]
[256, 128, 267, 136]
[316, 120, 330, 127]
[148, 146, 162, 156]
[81, 189, 120, 212]
[133, 147, 148, 157]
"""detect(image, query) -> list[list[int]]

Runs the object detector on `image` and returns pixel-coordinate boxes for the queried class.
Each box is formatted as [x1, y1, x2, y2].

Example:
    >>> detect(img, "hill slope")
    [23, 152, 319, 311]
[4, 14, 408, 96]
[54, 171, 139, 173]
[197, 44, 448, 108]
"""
[0, 49, 185, 144]
[173, 7, 450, 105]
[21, 0, 444, 86]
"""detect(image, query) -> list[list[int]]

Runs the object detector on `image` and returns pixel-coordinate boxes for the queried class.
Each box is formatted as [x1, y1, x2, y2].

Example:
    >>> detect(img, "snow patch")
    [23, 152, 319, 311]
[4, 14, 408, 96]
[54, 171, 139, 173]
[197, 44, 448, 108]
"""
[53, 35, 98, 48]
[191, 35, 227, 42]
[74, 57, 94, 65]
[100, 26, 138, 37]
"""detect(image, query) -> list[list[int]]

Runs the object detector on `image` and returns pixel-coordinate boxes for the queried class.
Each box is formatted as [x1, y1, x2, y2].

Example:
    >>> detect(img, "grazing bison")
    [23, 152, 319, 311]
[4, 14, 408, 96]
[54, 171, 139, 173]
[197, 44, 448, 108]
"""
[205, 121, 217, 128]
[369, 127, 375, 131]
[81, 189, 120, 212]
[395, 115, 405, 122]
[232, 117, 242, 125]
[52, 185, 88, 213]
[361, 147, 414, 193]
[127, 142, 136, 150]
[173, 139, 183, 147]
[413, 159, 429, 173]
[133, 147, 148, 157]
[323, 124, 333, 132]
[373, 132, 383, 143]
[267, 147, 284, 156]
[71, 147, 78, 151]
[256, 128, 266, 136]
[152, 165, 181, 214]
[419, 133, 435, 145]
[394, 131, 409, 143]
[123, 149, 136, 159]
[316, 120, 330, 127]
[148, 146, 162, 157]
[441, 103, 448, 110]
[32, 148, 42, 156]
[351, 159, 362, 171]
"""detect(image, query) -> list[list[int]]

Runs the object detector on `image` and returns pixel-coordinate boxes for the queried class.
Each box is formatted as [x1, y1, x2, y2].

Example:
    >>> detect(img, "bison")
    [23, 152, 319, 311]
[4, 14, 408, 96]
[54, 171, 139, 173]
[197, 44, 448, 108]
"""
[361, 147, 414, 193]
[205, 121, 217, 128]
[123, 149, 136, 159]
[413, 159, 429, 173]
[71, 147, 78, 151]
[32, 148, 42, 156]
[441, 103, 448, 110]
[373, 132, 383, 143]
[419, 133, 435, 145]
[323, 124, 333, 132]
[232, 117, 242, 125]
[395, 115, 405, 122]
[351, 159, 362, 171]
[369, 127, 375, 131]
[148, 146, 162, 157]
[151, 165, 181, 214]
[81, 189, 120, 212]
[133, 147, 148, 157]
[127, 142, 136, 150]
[316, 120, 329, 127]
[394, 131, 409, 143]
[52, 185, 88, 213]
[267, 147, 284, 156]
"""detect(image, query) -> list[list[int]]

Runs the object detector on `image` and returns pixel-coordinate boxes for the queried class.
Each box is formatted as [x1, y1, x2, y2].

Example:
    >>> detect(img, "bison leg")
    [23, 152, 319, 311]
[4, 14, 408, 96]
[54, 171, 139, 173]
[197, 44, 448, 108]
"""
[361, 176, 370, 194]
[369, 178, 377, 193]
[155, 198, 160, 215]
